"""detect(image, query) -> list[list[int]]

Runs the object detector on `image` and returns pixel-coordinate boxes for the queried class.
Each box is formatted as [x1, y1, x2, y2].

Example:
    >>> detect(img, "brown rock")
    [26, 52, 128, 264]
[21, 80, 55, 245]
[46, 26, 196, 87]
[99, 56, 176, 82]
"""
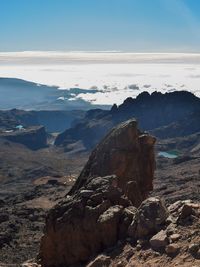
[150, 230, 168, 251]
[39, 120, 156, 267]
[136, 197, 169, 238]
[179, 203, 196, 220]
[70, 119, 156, 206]
[165, 243, 180, 255]
[39, 176, 132, 267]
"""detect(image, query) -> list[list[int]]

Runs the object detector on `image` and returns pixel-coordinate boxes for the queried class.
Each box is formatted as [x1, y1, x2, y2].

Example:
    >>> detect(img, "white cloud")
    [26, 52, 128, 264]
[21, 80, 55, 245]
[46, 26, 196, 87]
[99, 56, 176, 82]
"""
[1, 51, 200, 105]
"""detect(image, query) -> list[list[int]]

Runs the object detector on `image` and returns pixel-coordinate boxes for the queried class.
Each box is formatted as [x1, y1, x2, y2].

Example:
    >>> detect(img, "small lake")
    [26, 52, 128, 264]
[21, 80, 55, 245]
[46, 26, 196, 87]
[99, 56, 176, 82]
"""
[158, 151, 178, 159]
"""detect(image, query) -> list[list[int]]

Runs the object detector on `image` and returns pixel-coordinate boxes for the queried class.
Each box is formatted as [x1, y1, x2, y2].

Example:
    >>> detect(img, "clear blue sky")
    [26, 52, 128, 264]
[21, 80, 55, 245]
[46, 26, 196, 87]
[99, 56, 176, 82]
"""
[1, 0, 200, 52]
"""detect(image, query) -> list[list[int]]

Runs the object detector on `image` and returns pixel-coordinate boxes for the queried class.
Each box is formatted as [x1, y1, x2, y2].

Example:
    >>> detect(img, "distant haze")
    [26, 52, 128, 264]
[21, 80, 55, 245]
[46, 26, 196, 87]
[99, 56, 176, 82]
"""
[1, 51, 200, 105]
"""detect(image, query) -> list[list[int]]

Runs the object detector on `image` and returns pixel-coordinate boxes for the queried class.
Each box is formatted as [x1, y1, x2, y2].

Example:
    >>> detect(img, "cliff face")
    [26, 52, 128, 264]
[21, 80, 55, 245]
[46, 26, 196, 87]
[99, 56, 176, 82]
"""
[39, 119, 156, 267]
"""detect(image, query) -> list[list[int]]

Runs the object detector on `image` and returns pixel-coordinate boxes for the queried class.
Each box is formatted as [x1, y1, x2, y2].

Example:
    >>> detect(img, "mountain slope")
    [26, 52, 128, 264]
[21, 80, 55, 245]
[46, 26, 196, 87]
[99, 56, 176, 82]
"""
[55, 91, 200, 150]
[0, 78, 110, 110]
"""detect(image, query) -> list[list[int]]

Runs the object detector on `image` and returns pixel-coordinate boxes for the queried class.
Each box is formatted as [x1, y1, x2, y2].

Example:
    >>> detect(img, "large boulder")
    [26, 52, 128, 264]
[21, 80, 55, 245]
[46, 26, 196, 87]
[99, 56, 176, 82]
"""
[136, 197, 169, 238]
[39, 120, 156, 267]
[39, 175, 133, 267]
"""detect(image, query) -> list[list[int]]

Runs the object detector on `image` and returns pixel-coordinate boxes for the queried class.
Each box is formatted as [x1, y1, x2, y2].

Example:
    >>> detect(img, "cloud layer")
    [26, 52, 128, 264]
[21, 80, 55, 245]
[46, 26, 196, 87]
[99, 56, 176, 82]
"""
[0, 52, 200, 105]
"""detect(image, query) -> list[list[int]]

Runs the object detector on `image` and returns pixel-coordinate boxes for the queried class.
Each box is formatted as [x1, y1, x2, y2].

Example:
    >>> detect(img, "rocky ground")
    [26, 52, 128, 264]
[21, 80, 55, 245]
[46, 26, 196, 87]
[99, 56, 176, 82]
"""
[84, 200, 200, 267]
[0, 124, 199, 266]
[0, 140, 87, 265]
[38, 120, 200, 267]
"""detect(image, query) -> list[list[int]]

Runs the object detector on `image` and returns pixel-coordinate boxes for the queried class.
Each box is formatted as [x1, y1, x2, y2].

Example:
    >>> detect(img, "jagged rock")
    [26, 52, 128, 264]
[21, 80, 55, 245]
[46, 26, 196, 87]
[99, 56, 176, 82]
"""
[136, 197, 169, 238]
[39, 120, 156, 267]
[150, 230, 168, 251]
[70, 119, 156, 205]
[55, 91, 200, 149]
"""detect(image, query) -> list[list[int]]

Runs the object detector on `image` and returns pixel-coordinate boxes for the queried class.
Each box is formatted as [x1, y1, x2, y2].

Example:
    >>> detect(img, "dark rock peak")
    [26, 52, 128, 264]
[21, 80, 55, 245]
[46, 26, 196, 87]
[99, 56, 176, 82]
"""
[55, 90, 200, 150]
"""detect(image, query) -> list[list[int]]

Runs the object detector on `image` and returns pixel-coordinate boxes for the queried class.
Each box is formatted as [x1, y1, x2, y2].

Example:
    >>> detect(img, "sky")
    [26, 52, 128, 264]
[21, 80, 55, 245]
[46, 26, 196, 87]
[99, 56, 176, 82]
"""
[1, 1, 200, 106]
[1, 0, 200, 52]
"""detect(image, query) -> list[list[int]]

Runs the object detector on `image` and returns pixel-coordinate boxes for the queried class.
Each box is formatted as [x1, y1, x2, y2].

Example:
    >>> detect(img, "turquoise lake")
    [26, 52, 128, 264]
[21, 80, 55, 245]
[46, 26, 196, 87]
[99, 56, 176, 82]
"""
[158, 151, 178, 159]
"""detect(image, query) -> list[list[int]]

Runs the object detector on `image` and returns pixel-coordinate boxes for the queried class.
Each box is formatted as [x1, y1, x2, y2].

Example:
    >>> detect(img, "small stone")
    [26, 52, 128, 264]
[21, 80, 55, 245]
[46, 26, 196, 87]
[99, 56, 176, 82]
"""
[136, 244, 142, 251]
[150, 230, 168, 251]
[165, 244, 180, 255]
[170, 233, 180, 242]
[179, 204, 195, 220]
[188, 243, 199, 255]
[196, 249, 200, 259]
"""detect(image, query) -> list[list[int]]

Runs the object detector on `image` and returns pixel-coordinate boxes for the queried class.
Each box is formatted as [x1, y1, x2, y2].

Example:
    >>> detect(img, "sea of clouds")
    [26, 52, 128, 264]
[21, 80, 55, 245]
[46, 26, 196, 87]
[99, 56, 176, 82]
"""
[0, 51, 200, 105]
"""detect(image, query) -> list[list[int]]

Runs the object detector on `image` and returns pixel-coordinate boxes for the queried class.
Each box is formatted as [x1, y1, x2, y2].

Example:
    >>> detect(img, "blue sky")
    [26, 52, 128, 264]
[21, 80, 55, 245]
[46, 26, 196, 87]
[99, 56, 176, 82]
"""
[1, 0, 200, 52]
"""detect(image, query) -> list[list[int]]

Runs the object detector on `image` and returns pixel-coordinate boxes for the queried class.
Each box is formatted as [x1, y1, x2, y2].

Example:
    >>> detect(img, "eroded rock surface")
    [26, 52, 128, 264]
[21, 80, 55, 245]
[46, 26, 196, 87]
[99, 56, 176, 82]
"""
[39, 120, 156, 266]
[70, 119, 156, 204]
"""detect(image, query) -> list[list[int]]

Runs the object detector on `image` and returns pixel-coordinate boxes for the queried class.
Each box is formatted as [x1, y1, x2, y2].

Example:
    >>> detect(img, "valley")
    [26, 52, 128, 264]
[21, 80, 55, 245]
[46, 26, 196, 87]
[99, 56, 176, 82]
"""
[0, 90, 199, 266]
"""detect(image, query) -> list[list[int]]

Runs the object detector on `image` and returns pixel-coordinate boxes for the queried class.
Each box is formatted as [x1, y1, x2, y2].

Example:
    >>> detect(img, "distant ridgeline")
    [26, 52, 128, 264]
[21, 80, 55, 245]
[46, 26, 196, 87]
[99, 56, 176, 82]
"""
[0, 77, 110, 111]
[55, 91, 200, 150]
[0, 109, 85, 133]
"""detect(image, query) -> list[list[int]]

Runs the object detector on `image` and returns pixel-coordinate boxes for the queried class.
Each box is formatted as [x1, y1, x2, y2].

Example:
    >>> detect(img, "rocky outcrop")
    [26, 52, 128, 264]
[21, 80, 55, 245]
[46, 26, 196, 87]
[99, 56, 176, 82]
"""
[0, 126, 47, 150]
[70, 119, 156, 203]
[39, 120, 156, 267]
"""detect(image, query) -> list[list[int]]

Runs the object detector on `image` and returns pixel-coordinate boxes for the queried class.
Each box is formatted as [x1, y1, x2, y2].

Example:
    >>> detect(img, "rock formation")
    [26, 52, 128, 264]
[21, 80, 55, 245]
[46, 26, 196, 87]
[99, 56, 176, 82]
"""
[39, 119, 156, 266]
[55, 91, 200, 150]
[70, 119, 156, 203]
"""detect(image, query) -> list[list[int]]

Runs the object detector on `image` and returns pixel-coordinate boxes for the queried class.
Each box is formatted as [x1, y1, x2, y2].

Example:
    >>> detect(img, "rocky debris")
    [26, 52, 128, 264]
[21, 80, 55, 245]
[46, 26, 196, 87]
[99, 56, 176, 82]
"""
[70, 119, 156, 205]
[39, 181, 200, 267]
[0, 126, 47, 150]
